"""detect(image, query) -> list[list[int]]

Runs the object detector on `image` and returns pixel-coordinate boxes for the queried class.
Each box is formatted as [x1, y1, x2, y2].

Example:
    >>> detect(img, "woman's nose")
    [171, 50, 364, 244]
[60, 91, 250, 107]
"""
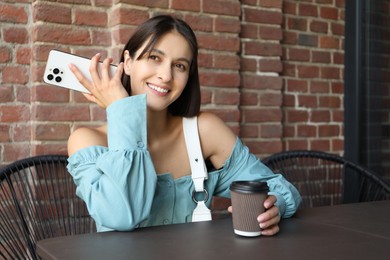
[157, 63, 172, 82]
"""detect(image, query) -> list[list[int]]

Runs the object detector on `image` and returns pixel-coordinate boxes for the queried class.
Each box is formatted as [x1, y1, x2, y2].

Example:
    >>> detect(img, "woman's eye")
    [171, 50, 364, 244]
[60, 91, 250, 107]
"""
[175, 63, 186, 71]
[149, 55, 159, 61]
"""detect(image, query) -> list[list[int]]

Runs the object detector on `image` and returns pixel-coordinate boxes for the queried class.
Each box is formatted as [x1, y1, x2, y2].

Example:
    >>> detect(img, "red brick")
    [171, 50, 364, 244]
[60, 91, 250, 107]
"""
[0, 105, 30, 122]
[242, 74, 282, 90]
[299, 3, 318, 17]
[240, 125, 259, 138]
[245, 8, 282, 25]
[319, 125, 340, 137]
[259, 26, 283, 40]
[2, 66, 29, 84]
[320, 7, 339, 20]
[0, 46, 11, 63]
[260, 124, 282, 138]
[259, 59, 282, 73]
[32, 2, 71, 24]
[283, 2, 297, 15]
[287, 140, 309, 151]
[260, 0, 282, 9]
[321, 67, 341, 79]
[215, 17, 240, 33]
[172, 0, 200, 11]
[0, 86, 13, 102]
[312, 51, 331, 63]
[74, 9, 108, 27]
[240, 58, 257, 72]
[298, 95, 318, 108]
[241, 24, 258, 39]
[0, 125, 11, 142]
[204, 109, 240, 123]
[198, 52, 213, 68]
[34, 124, 70, 141]
[3, 27, 28, 44]
[199, 71, 240, 88]
[245, 42, 282, 56]
[297, 125, 316, 137]
[0, 4, 28, 23]
[286, 79, 308, 93]
[91, 106, 107, 121]
[33, 24, 91, 45]
[244, 108, 281, 123]
[109, 7, 149, 27]
[319, 96, 341, 108]
[214, 54, 240, 70]
[287, 110, 309, 122]
[34, 104, 91, 121]
[320, 36, 340, 49]
[32, 85, 70, 102]
[298, 65, 320, 78]
[260, 93, 282, 106]
[32, 144, 68, 156]
[197, 34, 240, 52]
[287, 17, 307, 31]
[13, 124, 31, 142]
[310, 20, 328, 33]
[3, 143, 31, 162]
[240, 92, 258, 106]
[333, 52, 344, 64]
[116, 0, 168, 8]
[311, 110, 331, 122]
[311, 140, 331, 151]
[310, 81, 330, 93]
[288, 48, 310, 61]
[214, 91, 240, 105]
[112, 27, 137, 45]
[203, 0, 240, 16]
[91, 29, 112, 46]
[16, 47, 31, 64]
[185, 15, 213, 32]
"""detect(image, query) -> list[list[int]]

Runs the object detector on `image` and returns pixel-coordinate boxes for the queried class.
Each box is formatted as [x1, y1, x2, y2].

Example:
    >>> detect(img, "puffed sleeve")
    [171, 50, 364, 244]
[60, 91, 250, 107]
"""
[67, 94, 157, 232]
[212, 138, 301, 218]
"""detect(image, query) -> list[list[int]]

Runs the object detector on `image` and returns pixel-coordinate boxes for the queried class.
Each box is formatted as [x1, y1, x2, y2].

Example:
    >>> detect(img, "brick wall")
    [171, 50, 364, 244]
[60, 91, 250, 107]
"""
[0, 0, 345, 167]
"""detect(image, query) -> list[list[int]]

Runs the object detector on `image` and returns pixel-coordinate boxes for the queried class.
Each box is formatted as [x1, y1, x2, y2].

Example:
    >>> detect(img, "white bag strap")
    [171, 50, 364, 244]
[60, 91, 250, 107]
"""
[182, 117, 212, 222]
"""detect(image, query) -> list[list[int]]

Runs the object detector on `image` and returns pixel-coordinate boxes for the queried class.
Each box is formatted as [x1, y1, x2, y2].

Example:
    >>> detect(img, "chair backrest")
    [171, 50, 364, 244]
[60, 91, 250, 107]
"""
[0, 155, 95, 260]
[262, 150, 390, 209]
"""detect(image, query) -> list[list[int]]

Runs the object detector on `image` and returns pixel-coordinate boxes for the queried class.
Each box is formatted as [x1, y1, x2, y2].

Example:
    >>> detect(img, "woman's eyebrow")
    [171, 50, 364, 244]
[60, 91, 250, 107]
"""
[151, 48, 191, 65]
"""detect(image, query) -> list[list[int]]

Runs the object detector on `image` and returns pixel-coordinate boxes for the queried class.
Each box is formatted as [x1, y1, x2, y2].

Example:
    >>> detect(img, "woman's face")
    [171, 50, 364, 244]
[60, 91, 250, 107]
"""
[123, 31, 193, 113]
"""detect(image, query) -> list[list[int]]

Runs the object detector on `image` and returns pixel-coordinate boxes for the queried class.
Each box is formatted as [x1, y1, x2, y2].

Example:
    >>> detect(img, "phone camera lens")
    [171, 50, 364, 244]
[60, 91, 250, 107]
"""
[53, 68, 60, 74]
[47, 74, 54, 81]
[55, 76, 62, 83]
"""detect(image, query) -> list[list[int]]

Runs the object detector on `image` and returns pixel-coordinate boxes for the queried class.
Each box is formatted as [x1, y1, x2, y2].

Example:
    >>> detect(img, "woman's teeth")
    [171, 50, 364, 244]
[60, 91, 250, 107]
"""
[148, 84, 168, 93]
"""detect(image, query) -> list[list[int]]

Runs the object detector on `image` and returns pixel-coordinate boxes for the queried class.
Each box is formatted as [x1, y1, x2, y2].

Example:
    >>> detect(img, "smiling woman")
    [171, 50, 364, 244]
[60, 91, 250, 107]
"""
[66, 15, 302, 235]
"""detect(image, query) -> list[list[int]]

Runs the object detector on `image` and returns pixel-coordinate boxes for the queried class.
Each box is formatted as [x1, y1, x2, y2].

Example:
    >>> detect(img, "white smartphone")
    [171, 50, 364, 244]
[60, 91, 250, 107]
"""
[43, 49, 117, 93]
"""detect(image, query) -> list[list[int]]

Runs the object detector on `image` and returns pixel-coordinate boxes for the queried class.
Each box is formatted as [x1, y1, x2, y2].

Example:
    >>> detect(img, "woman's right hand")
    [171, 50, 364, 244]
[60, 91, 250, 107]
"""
[68, 53, 128, 109]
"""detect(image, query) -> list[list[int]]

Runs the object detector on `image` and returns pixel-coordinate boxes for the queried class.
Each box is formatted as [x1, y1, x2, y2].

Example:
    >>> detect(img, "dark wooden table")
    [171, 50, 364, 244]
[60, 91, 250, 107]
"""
[37, 200, 390, 260]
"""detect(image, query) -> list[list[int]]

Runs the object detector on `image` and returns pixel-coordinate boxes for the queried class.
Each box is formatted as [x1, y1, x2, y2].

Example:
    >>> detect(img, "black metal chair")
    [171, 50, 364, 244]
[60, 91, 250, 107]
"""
[0, 155, 95, 260]
[262, 150, 390, 209]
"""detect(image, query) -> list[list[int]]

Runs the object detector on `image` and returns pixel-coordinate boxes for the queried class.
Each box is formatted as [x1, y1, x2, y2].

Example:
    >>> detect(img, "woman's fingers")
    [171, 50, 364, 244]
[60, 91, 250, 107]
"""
[68, 63, 93, 92]
[89, 53, 101, 85]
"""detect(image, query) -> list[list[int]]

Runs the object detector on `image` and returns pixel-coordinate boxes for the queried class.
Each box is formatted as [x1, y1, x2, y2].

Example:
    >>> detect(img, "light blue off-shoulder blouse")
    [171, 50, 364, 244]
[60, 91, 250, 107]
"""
[67, 94, 301, 232]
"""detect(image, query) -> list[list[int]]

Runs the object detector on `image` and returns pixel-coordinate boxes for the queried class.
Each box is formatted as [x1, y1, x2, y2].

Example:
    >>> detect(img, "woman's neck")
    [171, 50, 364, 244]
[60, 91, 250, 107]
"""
[146, 109, 180, 144]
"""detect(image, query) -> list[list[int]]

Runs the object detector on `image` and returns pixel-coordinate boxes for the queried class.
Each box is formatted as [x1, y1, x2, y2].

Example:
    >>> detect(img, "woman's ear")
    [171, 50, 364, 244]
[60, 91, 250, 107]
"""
[123, 50, 132, 76]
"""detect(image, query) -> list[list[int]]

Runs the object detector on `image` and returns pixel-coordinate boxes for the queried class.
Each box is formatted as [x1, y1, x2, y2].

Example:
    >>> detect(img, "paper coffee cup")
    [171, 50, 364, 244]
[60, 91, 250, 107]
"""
[230, 181, 269, 237]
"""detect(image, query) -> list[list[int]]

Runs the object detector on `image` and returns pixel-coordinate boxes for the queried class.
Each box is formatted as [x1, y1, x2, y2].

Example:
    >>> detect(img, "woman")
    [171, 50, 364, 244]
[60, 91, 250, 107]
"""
[67, 15, 301, 235]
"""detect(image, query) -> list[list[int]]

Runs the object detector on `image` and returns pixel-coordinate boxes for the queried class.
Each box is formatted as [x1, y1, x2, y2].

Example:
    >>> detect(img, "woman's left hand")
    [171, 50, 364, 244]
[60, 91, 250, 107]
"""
[256, 195, 280, 236]
[228, 195, 280, 236]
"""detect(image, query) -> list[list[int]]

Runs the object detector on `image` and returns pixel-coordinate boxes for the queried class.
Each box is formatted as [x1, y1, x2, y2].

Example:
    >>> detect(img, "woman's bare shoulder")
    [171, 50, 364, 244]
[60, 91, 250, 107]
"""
[197, 112, 236, 168]
[67, 124, 107, 156]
